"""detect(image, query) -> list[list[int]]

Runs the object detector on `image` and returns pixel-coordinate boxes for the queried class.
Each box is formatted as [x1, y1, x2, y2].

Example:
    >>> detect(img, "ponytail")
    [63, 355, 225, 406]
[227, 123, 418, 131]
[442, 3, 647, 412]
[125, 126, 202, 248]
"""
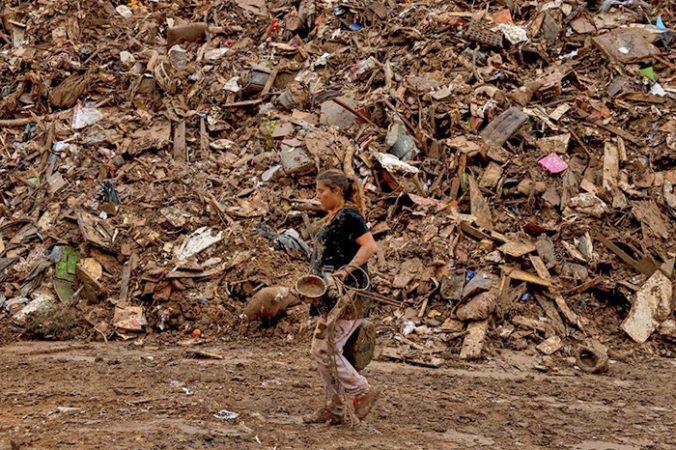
[347, 176, 366, 214]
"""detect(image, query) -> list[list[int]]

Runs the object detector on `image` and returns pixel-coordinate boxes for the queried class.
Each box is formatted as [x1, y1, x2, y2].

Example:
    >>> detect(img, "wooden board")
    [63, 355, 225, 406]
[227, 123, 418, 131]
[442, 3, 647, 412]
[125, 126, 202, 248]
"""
[529, 255, 551, 280]
[173, 120, 186, 161]
[479, 162, 503, 190]
[459, 222, 493, 241]
[501, 265, 553, 287]
[549, 293, 581, 328]
[379, 347, 443, 368]
[469, 176, 493, 229]
[480, 106, 529, 147]
[631, 201, 670, 240]
[602, 142, 619, 192]
[499, 240, 536, 258]
[592, 28, 661, 64]
[535, 294, 566, 336]
[595, 234, 658, 276]
[511, 315, 553, 335]
[459, 320, 489, 360]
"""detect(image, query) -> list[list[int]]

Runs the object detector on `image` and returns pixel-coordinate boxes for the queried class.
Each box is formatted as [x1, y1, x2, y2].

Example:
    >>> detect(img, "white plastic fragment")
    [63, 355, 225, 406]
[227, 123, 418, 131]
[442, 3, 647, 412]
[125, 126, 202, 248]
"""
[492, 24, 529, 44]
[174, 227, 224, 261]
[204, 48, 228, 62]
[72, 102, 102, 130]
[650, 83, 666, 97]
[115, 5, 132, 18]
[374, 152, 420, 174]
[120, 51, 135, 65]
[213, 409, 239, 421]
[223, 77, 241, 93]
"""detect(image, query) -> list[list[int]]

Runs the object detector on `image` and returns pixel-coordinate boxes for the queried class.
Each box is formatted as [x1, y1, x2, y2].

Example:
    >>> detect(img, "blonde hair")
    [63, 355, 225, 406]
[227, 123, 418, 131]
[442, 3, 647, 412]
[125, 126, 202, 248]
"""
[317, 169, 366, 214]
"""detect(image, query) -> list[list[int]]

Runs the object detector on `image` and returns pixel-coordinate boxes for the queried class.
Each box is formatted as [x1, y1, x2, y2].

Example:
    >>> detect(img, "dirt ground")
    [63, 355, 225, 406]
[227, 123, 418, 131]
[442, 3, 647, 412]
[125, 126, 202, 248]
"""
[1, 338, 674, 450]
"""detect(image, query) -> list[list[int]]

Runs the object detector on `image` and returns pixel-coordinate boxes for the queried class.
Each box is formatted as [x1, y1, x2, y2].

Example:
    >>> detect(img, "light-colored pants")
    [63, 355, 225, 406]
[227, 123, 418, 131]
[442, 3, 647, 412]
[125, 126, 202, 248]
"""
[310, 317, 369, 414]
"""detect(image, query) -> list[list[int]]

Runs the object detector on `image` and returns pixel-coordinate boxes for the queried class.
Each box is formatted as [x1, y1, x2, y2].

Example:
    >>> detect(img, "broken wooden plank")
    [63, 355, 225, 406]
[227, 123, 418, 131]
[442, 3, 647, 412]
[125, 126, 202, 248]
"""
[173, 120, 186, 161]
[580, 178, 599, 196]
[199, 116, 209, 159]
[469, 175, 493, 229]
[379, 347, 443, 368]
[511, 315, 553, 335]
[590, 120, 641, 146]
[479, 162, 503, 190]
[595, 234, 657, 276]
[119, 259, 132, 302]
[631, 200, 670, 240]
[529, 255, 552, 281]
[480, 106, 529, 147]
[536, 336, 563, 355]
[8, 223, 39, 246]
[417, 296, 429, 319]
[188, 350, 224, 360]
[535, 294, 566, 336]
[332, 97, 380, 129]
[224, 98, 263, 107]
[561, 277, 600, 295]
[498, 240, 536, 258]
[459, 320, 489, 360]
[620, 92, 666, 104]
[501, 265, 553, 287]
[166, 264, 227, 279]
[602, 142, 619, 192]
[76, 210, 113, 251]
[458, 221, 493, 241]
[592, 28, 661, 64]
[259, 65, 280, 98]
[549, 293, 582, 328]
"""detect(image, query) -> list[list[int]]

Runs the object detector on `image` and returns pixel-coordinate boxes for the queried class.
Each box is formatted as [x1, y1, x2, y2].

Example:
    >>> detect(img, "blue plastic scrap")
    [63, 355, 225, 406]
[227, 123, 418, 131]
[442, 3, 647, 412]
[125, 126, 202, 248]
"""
[656, 16, 667, 31]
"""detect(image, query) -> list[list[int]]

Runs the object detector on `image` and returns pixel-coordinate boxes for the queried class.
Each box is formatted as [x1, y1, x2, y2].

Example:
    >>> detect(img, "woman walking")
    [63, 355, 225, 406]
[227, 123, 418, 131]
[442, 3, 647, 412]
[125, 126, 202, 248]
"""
[303, 169, 380, 424]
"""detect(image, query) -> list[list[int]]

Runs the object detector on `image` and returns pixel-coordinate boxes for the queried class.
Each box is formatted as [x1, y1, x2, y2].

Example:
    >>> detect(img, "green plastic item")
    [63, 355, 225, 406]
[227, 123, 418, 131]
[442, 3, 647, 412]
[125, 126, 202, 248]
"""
[640, 66, 655, 81]
[54, 279, 76, 302]
[55, 246, 79, 282]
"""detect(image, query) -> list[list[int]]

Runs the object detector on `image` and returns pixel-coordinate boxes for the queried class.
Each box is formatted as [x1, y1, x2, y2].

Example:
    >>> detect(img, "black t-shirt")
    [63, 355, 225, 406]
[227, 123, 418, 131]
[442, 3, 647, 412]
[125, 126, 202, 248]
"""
[310, 206, 370, 315]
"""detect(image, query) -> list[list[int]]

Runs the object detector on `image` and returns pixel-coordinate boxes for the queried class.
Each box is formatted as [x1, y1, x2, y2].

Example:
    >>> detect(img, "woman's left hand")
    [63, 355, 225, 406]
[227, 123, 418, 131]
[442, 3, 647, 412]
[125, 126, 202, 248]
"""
[333, 269, 348, 281]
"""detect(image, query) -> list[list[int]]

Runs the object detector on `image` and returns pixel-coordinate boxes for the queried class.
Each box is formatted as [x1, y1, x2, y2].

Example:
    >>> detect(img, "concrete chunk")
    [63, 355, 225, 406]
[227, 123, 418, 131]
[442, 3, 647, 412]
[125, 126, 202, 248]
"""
[621, 271, 673, 343]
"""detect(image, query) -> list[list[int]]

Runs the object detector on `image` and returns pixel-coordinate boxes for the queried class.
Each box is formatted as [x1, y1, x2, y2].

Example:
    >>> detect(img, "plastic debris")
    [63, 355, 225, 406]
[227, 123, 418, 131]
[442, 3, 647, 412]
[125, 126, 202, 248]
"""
[174, 228, 224, 261]
[402, 320, 416, 335]
[538, 153, 568, 174]
[72, 102, 102, 130]
[374, 153, 419, 174]
[255, 223, 311, 258]
[115, 5, 132, 18]
[213, 409, 240, 421]
[492, 24, 529, 44]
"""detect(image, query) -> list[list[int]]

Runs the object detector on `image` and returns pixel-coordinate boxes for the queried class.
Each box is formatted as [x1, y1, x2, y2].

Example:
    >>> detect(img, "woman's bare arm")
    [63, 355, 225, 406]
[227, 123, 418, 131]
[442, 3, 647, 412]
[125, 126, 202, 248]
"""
[337, 232, 377, 278]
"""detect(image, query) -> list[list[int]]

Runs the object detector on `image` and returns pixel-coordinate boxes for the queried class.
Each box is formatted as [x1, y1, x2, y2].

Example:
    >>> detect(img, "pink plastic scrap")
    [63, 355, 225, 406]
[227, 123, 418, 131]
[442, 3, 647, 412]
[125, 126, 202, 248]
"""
[538, 152, 568, 174]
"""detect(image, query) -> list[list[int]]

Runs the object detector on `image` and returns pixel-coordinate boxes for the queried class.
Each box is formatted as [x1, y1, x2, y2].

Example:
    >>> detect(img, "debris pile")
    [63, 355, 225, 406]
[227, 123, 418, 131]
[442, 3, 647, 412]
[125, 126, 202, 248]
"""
[1, 0, 674, 361]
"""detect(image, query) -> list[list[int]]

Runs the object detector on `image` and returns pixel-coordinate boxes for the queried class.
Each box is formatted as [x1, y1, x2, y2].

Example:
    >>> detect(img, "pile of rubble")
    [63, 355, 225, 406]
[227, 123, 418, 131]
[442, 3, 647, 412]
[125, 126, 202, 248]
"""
[1, 0, 674, 361]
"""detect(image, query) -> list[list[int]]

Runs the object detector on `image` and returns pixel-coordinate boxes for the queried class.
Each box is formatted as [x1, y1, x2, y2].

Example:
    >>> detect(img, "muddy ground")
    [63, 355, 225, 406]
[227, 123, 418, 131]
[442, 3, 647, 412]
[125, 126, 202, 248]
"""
[1, 338, 674, 450]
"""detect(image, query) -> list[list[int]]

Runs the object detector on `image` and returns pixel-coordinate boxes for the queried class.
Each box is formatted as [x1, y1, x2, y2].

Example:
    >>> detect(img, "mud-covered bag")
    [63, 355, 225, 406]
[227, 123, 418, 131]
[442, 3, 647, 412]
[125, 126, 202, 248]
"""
[344, 319, 376, 371]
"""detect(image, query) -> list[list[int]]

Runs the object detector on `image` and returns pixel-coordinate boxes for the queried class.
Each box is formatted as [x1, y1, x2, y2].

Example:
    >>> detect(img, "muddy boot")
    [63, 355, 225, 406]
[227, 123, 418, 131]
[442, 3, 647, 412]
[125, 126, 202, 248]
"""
[353, 387, 381, 420]
[302, 407, 343, 425]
